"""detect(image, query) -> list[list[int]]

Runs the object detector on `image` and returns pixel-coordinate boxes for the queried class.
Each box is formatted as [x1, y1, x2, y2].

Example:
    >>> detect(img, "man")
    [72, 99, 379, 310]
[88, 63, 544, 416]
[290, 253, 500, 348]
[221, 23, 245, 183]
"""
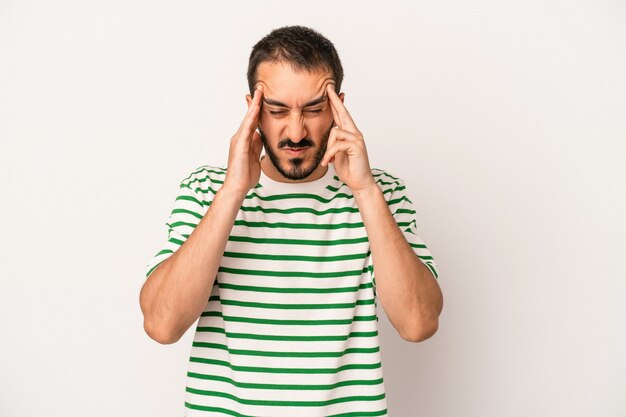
[141, 25, 443, 417]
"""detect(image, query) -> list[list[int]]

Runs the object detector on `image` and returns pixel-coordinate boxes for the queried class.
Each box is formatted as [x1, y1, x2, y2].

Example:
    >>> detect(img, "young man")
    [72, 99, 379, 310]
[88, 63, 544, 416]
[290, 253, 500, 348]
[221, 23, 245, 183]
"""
[141, 25, 443, 417]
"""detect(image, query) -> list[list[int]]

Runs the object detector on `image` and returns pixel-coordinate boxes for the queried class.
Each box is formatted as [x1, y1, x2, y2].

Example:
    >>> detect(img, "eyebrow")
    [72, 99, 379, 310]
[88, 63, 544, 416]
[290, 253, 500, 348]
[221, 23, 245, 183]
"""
[262, 95, 327, 109]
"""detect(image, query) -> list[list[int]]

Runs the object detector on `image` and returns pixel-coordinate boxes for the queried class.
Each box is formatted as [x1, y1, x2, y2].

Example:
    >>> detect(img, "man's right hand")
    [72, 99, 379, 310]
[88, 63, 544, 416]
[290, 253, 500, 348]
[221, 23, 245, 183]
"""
[222, 86, 264, 196]
[140, 88, 265, 343]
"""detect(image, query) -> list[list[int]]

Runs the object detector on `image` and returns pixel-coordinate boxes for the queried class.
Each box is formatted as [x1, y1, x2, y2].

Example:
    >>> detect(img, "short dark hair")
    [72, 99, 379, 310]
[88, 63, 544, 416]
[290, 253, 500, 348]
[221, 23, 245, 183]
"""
[247, 26, 344, 95]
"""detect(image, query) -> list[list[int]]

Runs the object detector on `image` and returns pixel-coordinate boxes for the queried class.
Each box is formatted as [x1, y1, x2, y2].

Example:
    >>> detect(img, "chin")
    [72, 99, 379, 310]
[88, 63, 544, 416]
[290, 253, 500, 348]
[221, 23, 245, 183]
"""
[280, 158, 319, 180]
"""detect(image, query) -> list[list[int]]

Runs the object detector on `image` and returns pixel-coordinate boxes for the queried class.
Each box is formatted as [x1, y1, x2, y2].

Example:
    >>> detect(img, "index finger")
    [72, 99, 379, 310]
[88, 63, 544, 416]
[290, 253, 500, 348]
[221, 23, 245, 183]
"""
[326, 84, 357, 131]
[238, 86, 264, 137]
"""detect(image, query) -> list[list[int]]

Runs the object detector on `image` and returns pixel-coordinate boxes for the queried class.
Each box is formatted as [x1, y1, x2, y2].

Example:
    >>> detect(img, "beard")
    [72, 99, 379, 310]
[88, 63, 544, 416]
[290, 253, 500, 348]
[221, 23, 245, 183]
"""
[258, 123, 333, 181]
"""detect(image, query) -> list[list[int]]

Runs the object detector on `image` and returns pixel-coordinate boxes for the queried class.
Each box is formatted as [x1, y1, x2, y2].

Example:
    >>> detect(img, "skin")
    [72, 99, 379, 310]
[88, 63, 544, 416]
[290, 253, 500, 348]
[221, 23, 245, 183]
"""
[245, 61, 338, 183]
[139, 60, 443, 344]
[245, 64, 443, 341]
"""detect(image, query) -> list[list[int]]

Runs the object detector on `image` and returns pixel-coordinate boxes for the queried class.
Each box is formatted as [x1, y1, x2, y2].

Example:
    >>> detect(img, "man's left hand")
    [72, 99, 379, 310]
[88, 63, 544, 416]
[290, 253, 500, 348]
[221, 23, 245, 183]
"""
[321, 84, 377, 192]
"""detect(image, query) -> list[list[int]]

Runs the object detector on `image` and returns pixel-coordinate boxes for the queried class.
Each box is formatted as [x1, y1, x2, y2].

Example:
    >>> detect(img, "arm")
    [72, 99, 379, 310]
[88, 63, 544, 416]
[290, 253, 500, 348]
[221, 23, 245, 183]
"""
[140, 86, 265, 344]
[354, 184, 443, 342]
[139, 187, 245, 344]
[320, 84, 443, 342]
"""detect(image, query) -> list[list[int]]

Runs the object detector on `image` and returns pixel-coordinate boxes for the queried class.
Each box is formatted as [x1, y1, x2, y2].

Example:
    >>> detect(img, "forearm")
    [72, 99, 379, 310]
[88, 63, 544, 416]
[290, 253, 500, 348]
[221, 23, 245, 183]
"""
[140, 186, 245, 344]
[354, 185, 443, 342]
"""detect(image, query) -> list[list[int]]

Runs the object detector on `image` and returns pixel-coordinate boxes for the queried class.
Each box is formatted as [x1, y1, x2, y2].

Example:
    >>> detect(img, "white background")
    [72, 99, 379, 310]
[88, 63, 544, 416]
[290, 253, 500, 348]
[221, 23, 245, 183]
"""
[1, 1, 625, 416]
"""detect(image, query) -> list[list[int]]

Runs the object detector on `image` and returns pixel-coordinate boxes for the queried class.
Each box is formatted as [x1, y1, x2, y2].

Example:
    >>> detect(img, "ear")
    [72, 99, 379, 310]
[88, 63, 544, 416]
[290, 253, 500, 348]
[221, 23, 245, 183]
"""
[246, 94, 252, 107]
[339, 92, 345, 103]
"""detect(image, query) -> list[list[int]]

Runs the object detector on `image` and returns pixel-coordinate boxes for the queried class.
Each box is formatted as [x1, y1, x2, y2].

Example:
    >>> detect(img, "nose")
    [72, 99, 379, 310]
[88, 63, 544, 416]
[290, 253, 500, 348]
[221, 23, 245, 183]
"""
[285, 113, 307, 143]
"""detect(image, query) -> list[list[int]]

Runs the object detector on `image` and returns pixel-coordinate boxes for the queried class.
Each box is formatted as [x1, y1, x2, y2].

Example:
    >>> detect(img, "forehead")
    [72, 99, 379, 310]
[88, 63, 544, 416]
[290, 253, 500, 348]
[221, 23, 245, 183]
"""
[256, 61, 333, 106]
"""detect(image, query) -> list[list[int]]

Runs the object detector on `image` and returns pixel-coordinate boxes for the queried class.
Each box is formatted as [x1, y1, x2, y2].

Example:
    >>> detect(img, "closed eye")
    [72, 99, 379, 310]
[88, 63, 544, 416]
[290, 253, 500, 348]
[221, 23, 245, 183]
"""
[268, 109, 322, 116]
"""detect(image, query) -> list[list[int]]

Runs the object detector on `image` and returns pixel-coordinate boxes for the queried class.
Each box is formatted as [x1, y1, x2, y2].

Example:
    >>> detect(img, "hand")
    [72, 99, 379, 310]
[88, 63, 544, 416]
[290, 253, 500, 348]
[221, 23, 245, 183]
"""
[222, 86, 264, 196]
[321, 84, 377, 192]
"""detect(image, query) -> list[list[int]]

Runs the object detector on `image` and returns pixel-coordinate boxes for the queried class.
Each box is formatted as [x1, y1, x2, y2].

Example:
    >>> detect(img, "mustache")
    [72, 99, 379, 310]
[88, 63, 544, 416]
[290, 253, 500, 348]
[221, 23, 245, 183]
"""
[279, 138, 314, 149]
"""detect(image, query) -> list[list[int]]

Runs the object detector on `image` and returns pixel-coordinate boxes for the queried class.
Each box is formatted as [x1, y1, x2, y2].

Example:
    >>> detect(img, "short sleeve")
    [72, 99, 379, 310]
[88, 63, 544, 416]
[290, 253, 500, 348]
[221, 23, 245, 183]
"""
[144, 176, 210, 279]
[368, 175, 439, 296]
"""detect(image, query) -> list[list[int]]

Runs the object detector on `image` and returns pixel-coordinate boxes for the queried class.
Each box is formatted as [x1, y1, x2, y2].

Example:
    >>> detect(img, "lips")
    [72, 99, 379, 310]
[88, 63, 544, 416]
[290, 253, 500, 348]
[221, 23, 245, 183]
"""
[284, 147, 309, 154]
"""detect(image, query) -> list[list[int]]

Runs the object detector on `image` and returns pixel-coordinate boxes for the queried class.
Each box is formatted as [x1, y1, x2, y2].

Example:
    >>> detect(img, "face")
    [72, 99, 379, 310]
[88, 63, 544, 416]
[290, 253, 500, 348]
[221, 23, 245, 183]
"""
[247, 61, 340, 181]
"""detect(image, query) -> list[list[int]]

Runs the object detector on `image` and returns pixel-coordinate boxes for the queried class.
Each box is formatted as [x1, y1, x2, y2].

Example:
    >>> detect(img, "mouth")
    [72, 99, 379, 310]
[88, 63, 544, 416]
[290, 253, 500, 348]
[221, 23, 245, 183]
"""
[283, 147, 309, 155]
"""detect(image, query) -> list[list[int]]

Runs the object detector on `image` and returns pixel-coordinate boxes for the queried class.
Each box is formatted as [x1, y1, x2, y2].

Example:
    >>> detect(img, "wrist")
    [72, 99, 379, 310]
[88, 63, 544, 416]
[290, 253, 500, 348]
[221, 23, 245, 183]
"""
[352, 182, 382, 201]
[215, 185, 248, 204]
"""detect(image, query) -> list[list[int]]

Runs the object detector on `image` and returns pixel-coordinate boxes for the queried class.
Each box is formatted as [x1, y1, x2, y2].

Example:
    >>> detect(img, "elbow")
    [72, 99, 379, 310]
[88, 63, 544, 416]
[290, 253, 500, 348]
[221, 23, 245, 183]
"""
[140, 287, 182, 345]
[143, 317, 182, 345]
[401, 287, 444, 342]
[400, 319, 439, 343]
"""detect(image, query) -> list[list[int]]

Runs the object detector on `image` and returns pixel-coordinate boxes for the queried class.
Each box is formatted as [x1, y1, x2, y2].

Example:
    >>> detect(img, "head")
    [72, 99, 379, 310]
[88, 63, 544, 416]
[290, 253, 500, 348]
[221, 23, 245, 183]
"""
[245, 26, 345, 181]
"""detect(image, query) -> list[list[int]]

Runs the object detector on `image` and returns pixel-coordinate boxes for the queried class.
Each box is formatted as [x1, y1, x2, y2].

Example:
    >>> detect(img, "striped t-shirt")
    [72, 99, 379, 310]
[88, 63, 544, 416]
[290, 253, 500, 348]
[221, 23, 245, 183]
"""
[145, 162, 439, 417]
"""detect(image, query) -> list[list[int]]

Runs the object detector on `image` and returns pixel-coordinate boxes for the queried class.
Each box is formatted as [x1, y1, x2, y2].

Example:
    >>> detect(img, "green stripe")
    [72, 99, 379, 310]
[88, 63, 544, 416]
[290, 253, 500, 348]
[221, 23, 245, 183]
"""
[187, 372, 383, 390]
[372, 169, 400, 181]
[217, 282, 372, 294]
[376, 178, 401, 186]
[200, 311, 377, 326]
[169, 221, 198, 228]
[217, 266, 368, 278]
[182, 166, 226, 182]
[233, 220, 364, 230]
[184, 402, 388, 417]
[185, 386, 385, 407]
[168, 236, 184, 245]
[185, 174, 225, 186]
[145, 259, 166, 278]
[223, 251, 367, 262]
[425, 262, 439, 279]
[155, 249, 173, 257]
[227, 235, 369, 246]
[191, 342, 380, 358]
[189, 356, 381, 374]
[207, 296, 375, 310]
[243, 192, 357, 202]
[175, 194, 204, 207]
[251, 187, 393, 202]
[196, 326, 378, 341]
[388, 196, 412, 205]
[187, 184, 219, 195]
[327, 410, 388, 417]
[239, 205, 360, 215]
[394, 208, 415, 215]
[327, 178, 400, 192]
[184, 403, 250, 417]
[171, 208, 203, 219]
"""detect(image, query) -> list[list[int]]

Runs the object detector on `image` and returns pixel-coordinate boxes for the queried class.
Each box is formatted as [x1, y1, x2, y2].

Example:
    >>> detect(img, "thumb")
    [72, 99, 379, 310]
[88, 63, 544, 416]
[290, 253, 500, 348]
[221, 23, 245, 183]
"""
[251, 131, 263, 160]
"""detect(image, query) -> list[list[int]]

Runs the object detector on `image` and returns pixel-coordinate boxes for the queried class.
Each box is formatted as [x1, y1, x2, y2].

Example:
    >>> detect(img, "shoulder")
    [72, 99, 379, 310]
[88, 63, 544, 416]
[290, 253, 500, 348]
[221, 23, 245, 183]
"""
[179, 164, 227, 195]
[370, 167, 407, 199]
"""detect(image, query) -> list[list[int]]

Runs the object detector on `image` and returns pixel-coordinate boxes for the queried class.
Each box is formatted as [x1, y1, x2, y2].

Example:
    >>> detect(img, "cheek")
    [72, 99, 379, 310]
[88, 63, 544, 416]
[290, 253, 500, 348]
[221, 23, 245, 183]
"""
[258, 116, 278, 136]
[308, 114, 333, 136]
